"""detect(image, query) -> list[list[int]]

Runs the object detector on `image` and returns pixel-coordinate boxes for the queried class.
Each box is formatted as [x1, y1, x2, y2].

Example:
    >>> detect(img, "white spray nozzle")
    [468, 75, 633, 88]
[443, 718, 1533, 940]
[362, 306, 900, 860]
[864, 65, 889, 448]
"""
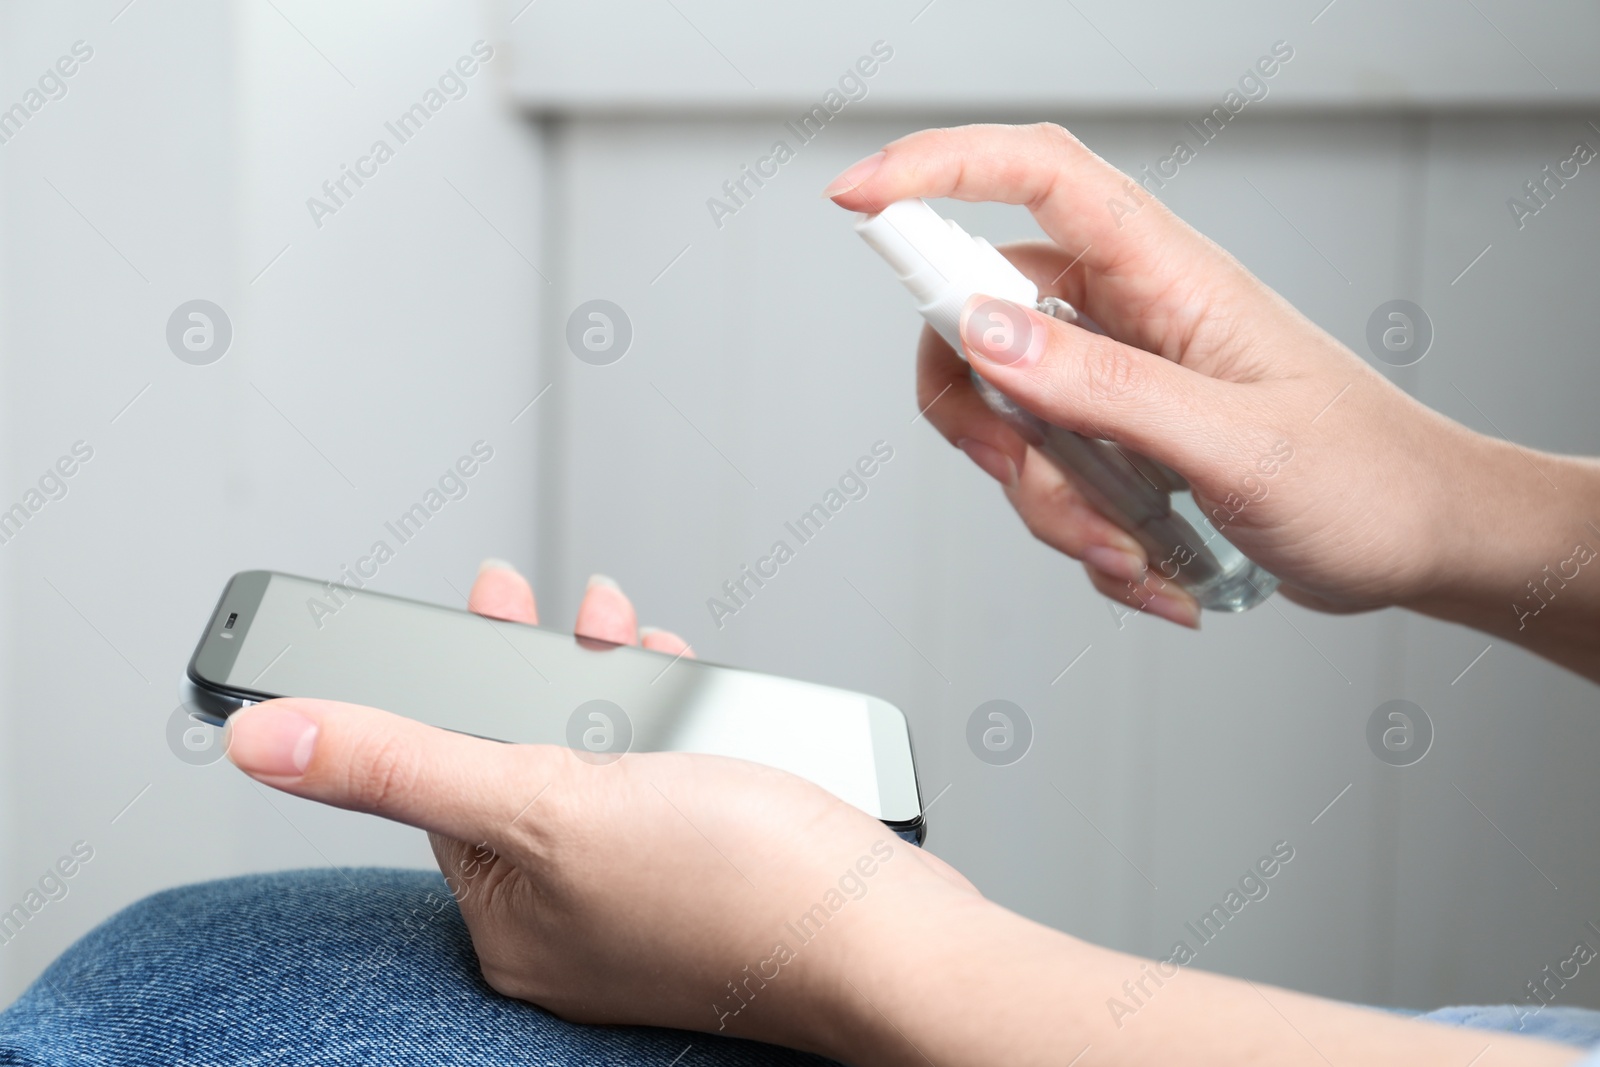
[854, 198, 1039, 355]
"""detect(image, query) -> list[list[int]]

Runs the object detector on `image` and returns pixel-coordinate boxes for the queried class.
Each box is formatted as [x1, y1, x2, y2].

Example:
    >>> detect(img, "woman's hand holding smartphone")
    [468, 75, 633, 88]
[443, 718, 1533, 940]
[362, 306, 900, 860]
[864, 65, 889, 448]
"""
[225, 561, 978, 1058]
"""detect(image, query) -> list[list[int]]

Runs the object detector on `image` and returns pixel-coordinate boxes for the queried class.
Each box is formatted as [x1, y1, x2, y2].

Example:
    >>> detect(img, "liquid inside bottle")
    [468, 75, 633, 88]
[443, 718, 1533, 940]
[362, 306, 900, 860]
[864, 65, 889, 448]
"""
[970, 374, 1278, 613]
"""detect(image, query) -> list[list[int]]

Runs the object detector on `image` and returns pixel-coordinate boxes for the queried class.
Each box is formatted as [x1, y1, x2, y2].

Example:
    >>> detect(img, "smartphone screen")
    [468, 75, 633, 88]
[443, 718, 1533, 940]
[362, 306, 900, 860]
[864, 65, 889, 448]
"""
[189, 572, 922, 827]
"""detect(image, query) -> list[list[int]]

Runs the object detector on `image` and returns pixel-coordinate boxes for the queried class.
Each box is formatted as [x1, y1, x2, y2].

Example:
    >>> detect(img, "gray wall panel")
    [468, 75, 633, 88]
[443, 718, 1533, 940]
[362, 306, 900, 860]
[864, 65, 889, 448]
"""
[507, 0, 1600, 110]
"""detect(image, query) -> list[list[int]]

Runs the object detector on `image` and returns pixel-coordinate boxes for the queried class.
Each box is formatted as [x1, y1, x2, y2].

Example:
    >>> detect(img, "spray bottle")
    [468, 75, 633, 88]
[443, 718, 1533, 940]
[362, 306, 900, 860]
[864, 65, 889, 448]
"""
[855, 198, 1277, 612]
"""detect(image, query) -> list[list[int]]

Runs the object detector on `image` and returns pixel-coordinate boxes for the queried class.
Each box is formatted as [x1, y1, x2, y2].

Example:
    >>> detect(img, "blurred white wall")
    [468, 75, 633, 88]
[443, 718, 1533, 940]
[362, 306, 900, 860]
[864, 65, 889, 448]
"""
[0, 0, 544, 1003]
[3, 0, 1600, 1016]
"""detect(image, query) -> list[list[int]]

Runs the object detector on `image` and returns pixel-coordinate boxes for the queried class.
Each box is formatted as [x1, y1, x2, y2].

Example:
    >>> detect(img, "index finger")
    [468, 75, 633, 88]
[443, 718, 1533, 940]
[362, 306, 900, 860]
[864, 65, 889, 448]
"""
[825, 123, 1227, 314]
[469, 559, 538, 624]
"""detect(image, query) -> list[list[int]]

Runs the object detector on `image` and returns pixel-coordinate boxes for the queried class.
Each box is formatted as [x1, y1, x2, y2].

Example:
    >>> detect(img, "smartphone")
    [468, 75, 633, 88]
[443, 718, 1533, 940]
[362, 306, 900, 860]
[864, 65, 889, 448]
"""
[184, 571, 924, 842]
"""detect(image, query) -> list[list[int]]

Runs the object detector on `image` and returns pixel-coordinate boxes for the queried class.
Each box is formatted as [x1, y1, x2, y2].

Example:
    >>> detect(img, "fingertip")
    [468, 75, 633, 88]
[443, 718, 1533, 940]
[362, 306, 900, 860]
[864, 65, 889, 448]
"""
[224, 699, 320, 780]
[956, 438, 1018, 488]
[577, 574, 639, 645]
[1081, 545, 1147, 586]
[639, 627, 694, 657]
[1148, 589, 1202, 630]
[960, 294, 1050, 370]
[821, 149, 886, 203]
[1073, 510, 1148, 565]
[1085, 565, 1201, 630]
[469, 559, 538, 624]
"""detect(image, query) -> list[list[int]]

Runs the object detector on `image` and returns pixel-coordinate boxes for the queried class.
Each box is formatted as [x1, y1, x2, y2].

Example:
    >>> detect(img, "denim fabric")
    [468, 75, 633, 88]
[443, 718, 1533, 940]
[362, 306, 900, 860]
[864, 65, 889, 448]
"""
[1415, 1003, 1600, 1054]
[7, 869, 1600, 1065]
[0, 869, 839, 1066]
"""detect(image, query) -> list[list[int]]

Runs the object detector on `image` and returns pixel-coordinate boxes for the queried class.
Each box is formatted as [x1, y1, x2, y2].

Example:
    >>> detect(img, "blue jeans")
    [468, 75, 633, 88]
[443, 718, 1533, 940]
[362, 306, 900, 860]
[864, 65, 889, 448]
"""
[0, 869, 839, 1066]
[9, 870, 1600, 1065]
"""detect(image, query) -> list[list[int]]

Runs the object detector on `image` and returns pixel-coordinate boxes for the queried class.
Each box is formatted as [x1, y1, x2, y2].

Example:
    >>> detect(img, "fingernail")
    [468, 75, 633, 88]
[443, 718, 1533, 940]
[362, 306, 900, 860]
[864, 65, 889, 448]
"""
[822, 150, 885, 198]
[956, 438, 1017, 488]
[638, 625, 663, 637]
[1072, 508, 1147, 563]
[478, 557, 517, 575]
[1145, 591, 1202, 630]
[1083, 545, 1146, 585]
[226, 703, 318, 778]
[586, 573, 621, 593]
[961, 295, 1046, 368]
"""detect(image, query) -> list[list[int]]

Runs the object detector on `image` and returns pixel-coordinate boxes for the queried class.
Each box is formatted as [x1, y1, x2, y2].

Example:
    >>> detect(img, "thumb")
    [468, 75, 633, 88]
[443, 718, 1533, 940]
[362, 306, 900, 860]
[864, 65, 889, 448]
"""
[225, 698, 550, 846]
[958, 295, 1236, 473]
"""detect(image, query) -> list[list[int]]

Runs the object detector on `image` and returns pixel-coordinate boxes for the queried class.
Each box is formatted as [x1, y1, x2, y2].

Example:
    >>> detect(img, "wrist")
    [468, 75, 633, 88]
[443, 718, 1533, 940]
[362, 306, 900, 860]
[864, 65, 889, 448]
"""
[713, 862, 999, 1062]
[1408, 429, 1600, 641]
[1405, 428, 1516, 610]
[802, 886, 991, 1063]
[815, 889, 1095, 1067]
[1428, 442, 1538, 603]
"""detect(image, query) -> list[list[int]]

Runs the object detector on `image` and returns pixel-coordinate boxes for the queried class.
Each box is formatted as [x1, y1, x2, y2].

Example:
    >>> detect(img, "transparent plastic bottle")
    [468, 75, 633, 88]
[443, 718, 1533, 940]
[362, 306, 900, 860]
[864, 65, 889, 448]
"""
[856, 199, 1277, 612]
